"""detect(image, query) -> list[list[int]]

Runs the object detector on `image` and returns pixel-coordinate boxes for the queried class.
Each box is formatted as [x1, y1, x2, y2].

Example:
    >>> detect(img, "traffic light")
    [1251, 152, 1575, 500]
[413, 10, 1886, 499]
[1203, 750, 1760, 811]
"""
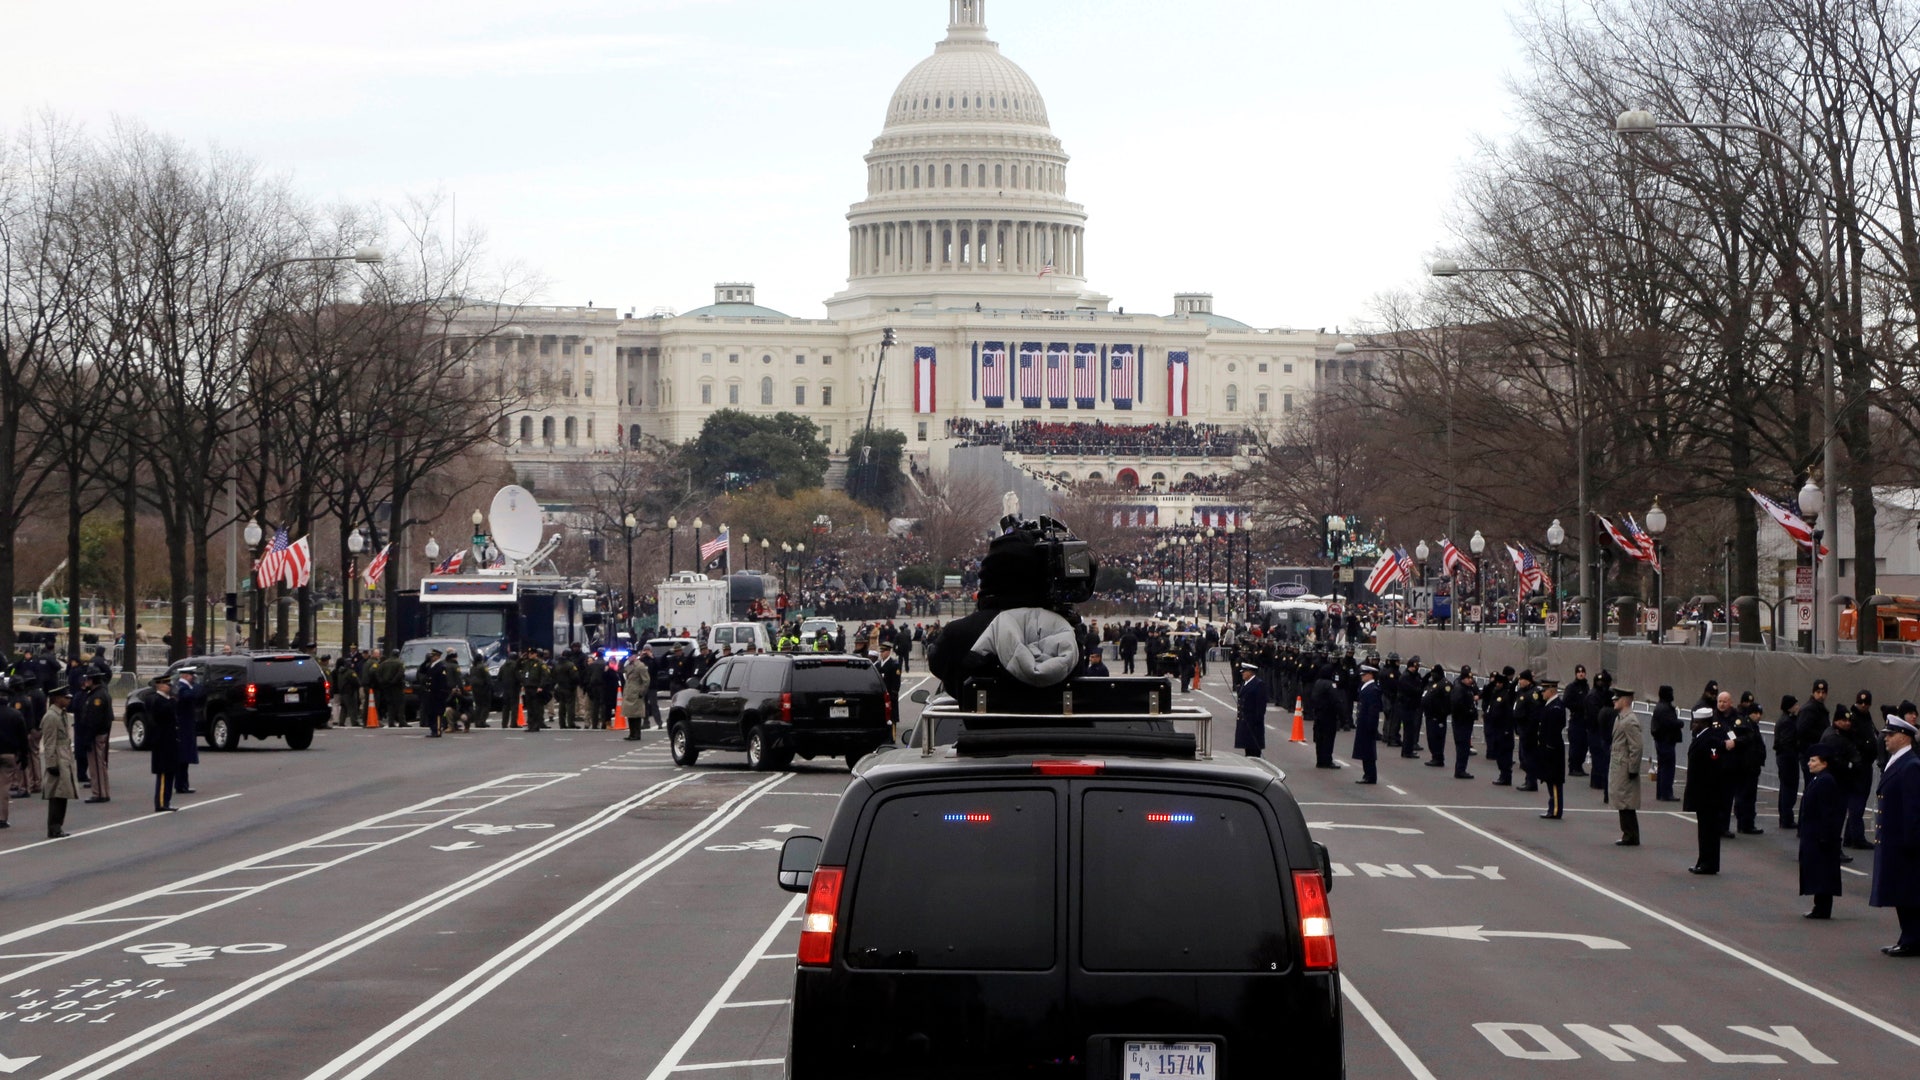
[224, 592, 239, 624]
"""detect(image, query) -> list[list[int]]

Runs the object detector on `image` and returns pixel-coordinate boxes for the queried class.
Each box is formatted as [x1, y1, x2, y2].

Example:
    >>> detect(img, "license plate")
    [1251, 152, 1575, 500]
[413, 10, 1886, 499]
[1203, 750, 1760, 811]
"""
[284, 689, 301, 703]
[829, 706, 849, 719]
[1124, 1042, 1215, 1078]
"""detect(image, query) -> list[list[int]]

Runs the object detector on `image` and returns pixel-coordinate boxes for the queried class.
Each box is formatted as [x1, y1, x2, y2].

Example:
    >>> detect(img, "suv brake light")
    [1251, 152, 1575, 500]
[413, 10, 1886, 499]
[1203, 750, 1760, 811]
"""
[883, 691, 892, 724]
[245, 682, 258, 708]
[797, 866, 844, 966]
[1293, 869, 1337, 970]
[781, 691, 793, 724]
[1033, 759, 1103, 776]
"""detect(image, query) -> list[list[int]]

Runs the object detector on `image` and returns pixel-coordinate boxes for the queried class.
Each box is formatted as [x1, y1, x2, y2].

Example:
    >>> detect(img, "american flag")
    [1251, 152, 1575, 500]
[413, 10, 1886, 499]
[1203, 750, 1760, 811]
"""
[435, 551, 465, 575]
[981, 342, 1007, 407]
[363, 543, 391, 589]
[1038, 258, 1054, 279]
[1046, 344, 1070, 407]
[1073, 346, 1098, 407]
[1508, 544, 1548, 596]
[1110, 346, 1137, 409]
[1395, 546, 1417, 585]
[700, 529, 730, 567]
[1750, 488, 1830, 558]
[1621, 514, 1661, 573]
[1597, 515, 1647, 565]
[254, 528, 291, 588]
[1442, 538, 1476, 578]
[1018, 343, 1043, 406]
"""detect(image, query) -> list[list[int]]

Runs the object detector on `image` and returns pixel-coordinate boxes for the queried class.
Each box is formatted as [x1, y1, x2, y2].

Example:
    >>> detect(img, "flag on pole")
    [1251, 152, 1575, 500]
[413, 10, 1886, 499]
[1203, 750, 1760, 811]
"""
[1596, 515, 1644, 562]
[1364, 553, 1400, 597]
[1508, 544, 1547, 597]
[363, 543, 391, 589]
[1750, 488, 1830, 558]
[254, 528, 291, 588]
[280, 535, 312, 588]
[1038, 258, 1055, 279]
[1621, 514, 1661, 573]
[435, 551, 465, 575]
[700, 529, 730, 566]
[1395, 546, 1416, 586]
[1441, 538, 1475, 578]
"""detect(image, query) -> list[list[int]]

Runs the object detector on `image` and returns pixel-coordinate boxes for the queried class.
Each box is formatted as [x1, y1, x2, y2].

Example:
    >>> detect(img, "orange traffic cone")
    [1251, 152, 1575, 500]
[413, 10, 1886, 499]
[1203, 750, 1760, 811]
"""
[366, 700, 380, 729]
[517, 701, 527, 728]
[1289, 697, 1307, 743]
[611, 700, 627, 731]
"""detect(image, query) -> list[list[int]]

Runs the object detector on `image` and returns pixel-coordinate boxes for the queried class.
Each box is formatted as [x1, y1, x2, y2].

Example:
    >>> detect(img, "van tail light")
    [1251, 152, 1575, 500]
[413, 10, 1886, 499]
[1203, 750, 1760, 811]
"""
[781, 692, 793, 724]
[245, 683, 259, 708]
[797, 866, 845, 966]
[1033, 759, 1104, 776]
[1293, 870, 1337, 970]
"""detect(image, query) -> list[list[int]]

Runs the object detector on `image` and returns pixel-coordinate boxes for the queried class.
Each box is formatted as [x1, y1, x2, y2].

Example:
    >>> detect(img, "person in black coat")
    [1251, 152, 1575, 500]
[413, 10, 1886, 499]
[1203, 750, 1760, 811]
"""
[1535, 679, 1567, 817]
[1235, 664, 1268, 759]
[1119, 631, 1138, 675]
[1513, 671, 1541, 791]
[1308, 663, 1342, 769]
[1685, 707, 1737, 874]
[146, 675, 180, 812]
[1422, 666, 1451, 769]
[1871, 715, 1920, 954]
[1798, 745, 1845, 919]
[1448, 667, 1478, 780]
[1732, 700, 1769, 833]
[172, 668, 202, 793]
[1352, 665, 1382, 783]
[1650, 686, 1683, 802]
[1839, 700, 1884, 849]
[1588, 670, 1614, 794]
[1774, 694, 1802, 827]
[1395, 658, 1425, 757]
[1795, 681, 1831, 771]
[1564, 666, 1590, 777]
[1484, 668, 1515, 786]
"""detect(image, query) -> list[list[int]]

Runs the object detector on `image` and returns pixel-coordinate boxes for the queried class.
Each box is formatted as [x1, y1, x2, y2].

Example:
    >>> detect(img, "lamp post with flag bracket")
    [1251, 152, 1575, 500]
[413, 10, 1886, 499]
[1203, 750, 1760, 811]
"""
[1799, 476, 1824, 655]
[244, 518, 265, 650]
[1469, 531, 1488, 629]
[1645, 499, 1668, 643]
[1415, 539, 1431, 627]
[1546, 519, 1566, 635]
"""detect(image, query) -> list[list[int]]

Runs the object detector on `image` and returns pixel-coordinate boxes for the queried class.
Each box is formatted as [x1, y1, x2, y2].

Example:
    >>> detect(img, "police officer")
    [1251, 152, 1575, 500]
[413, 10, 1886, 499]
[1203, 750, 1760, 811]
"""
[877, 642, 902, 723]
[1513, 670, 1541, 791]
[1308, 660, 1342, 769]
[79, 669, 111, 803]
[418, 649, 448, 737]
[374, 648, 406, 728]
[553, 644, 582, 729]
[333, 649, 361, 726]
[496, 650, 521, 727]
[1235, 663, 1268, 759]
[1686, 705, 1738, 874]
[147, 675, 180, 812]
[1449, 666, 1478, 780]
[1422, 665, 1451, 769]
[1396, 657, 1424, 757]
[1353, 663, 1382, 784]
[1485, 667, 1515, 786]
[172, 667, 202, 794]
[522, 649, 552, 731]
[1536, 678, 1568, 819]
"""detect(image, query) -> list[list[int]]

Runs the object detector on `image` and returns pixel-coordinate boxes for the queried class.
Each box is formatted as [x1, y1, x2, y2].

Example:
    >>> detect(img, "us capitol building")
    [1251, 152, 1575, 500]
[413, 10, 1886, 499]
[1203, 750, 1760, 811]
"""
[475, 1, 1359, 516]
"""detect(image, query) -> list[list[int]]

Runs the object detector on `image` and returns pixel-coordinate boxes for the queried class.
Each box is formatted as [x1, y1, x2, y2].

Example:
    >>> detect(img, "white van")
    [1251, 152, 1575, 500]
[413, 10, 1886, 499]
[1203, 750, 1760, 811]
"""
[707, 622, 774, 656]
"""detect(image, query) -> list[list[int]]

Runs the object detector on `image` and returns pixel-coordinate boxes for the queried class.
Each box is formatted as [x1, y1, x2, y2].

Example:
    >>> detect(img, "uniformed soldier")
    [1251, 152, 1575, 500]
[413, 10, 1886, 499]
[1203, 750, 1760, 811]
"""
[1396, 657, 1425, 757]
[1353, 664, 1382, 783]
[521, 650, 552, 731]
[496, 651, 521, 727]
[374, 649, 406, 729]
[419, 650, 448, 737]
[442, 654, 470, 732]
[333, 650, 361, 726]
[583, 649, 607, 728]
[553, 646, 581, 729]
[470, 658, 493, 727]
[79, 670, 111, 803]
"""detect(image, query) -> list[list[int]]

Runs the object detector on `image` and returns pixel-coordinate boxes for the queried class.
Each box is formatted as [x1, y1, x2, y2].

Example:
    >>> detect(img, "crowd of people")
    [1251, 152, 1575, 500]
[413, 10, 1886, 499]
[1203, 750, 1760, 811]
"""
[1228, 641, 1920, 957]
[946, 418, 1248, 457]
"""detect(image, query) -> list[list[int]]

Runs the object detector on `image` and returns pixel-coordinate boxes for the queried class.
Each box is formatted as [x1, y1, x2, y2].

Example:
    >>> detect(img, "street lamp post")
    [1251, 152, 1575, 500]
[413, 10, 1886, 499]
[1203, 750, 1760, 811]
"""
[1205, 527, 1217, 621]
[1328, 514, 1348, 631]
[692, 518, 705, 575]
[741, 533, 752, 572]
[244, 518, 265, 649]
[1616, 108, 1838, 651]
[1224, 522, 1237, 624]
[1546, 519, 1567, 635]
[667, 515, 678, 576]
[1155, 540, 1169, 613]
[1645, 499, 1668, 644]
[623, 512, 638, 634]
[1800, 475, 1824, 655]
[346, 527, 366, 652]
[1469, 530, 1488, 630]
[1415, 539, 1431, 626]
[1243, 515, 1255, 623]
[761, 537, 771, 576]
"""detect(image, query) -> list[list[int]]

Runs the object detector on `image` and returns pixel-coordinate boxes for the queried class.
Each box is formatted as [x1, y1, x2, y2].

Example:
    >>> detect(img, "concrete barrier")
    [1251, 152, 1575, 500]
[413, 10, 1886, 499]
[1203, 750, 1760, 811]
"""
[1377, 627, 1920, 708]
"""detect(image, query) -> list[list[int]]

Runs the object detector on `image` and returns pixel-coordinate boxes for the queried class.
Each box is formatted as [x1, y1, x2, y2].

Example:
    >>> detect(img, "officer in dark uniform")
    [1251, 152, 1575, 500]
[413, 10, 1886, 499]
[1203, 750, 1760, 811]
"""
[79, 670, 111, 803]
[1686, 705, 1738, 873]
[1536, 678, 1568, 818]
[1732, 699, 1769, 834]
[1565, 665, 1591, 776]
[470, 657, 493, 727]
[553, 646, 581, 729]
[1449, 666, 1478, 780]
[1353, 664, 1382, 784]
[1396, 657, 1424, 757]
[418, 649, 448, 737]
[1513, 670, 1541, 791]
[147, 675, 180, 812]
[1422, 665, 1451, 768]
[522, 650, 552, 731]
[1380, 654, 1402, 748]
[877, 642, 903, 723]
[496, 651, 521, 727]
[1485, 667, 1516, 785]
[1308, 661, 1342, 769]
[1588, 669, 1615, 794]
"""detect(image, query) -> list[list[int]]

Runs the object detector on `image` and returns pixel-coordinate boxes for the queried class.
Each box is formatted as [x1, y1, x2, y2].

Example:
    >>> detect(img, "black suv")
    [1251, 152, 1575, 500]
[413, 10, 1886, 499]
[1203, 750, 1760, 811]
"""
[773, 681, 1343, 1079]
[126, 653, 332, 751]
[668, 654, 891, 771]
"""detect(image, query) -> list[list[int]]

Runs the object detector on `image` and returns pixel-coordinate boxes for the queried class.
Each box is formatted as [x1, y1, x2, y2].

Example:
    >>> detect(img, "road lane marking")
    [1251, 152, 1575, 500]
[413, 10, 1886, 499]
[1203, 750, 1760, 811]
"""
[1341, 973, 1439, 1080]
[1428, 806, 1920, 1050]
[300, 775, 794, 1080]
[674, 1062, 782, 1073]
[0, 794, 244, 856]
[1388, 786, 1409, 795]
[644, 894, 806, 1080]
[36, 772, 708, 1080]
[0, 773, 574, 985]
[717, 1000, 789, 1009]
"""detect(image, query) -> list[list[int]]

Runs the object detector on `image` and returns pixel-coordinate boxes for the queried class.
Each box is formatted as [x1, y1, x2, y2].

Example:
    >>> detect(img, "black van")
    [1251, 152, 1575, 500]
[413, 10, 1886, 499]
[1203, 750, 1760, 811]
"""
[774, 716, 1343, 1078]
[668, 654, 892, 771]
[125, 653, 332, 751]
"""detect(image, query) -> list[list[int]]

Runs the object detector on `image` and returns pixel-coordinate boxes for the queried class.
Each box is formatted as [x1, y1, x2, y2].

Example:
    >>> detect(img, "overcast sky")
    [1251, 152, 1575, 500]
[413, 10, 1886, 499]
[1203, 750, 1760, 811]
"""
[8, 0, 1536, 329]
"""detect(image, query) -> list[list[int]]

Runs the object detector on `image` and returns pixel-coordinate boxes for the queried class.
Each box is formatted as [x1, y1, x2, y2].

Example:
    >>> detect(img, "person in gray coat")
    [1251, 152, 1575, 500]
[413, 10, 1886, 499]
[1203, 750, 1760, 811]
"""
[1608, 686, 1643, 846]
[41, 685, 79, 839]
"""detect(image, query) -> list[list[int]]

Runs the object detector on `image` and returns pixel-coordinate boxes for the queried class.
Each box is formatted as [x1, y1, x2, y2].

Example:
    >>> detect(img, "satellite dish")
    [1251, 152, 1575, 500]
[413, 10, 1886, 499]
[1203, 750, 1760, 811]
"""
[489, 485, 545, 562]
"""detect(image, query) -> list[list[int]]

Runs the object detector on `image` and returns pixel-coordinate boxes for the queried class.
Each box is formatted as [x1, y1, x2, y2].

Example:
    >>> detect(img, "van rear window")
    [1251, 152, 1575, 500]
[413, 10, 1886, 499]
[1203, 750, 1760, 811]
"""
[846, 790, 1056, 970]
[253, 658, 324, 686]
[790, 667, 882, 695]
[1080, 790, 1287, 971]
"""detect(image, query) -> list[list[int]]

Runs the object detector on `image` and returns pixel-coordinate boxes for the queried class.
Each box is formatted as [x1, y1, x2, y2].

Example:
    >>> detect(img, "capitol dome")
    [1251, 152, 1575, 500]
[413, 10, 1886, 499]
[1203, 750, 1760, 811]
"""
[825, 0, 1108, 318]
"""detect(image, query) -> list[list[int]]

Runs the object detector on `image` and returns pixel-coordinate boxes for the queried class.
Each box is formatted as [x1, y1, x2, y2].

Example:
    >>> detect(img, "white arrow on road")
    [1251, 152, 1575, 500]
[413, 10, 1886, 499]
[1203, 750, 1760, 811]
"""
[1308, 822, 1424, 835]
[761, 824, 810, 833]
[432, 841, 481, 852]
[0, 1053, 41, 1075]
[1386, 925, 1629, 950]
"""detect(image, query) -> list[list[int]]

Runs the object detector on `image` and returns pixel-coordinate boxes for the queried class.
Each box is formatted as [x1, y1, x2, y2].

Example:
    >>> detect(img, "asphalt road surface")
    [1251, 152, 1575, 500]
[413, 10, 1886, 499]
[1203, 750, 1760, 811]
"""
[4, 667, 1916, 1079]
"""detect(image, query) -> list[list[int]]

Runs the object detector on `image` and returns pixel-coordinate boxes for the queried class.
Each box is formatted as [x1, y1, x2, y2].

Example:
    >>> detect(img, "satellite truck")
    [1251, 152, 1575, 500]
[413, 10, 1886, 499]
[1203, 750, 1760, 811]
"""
[390, 484, 601, 668]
